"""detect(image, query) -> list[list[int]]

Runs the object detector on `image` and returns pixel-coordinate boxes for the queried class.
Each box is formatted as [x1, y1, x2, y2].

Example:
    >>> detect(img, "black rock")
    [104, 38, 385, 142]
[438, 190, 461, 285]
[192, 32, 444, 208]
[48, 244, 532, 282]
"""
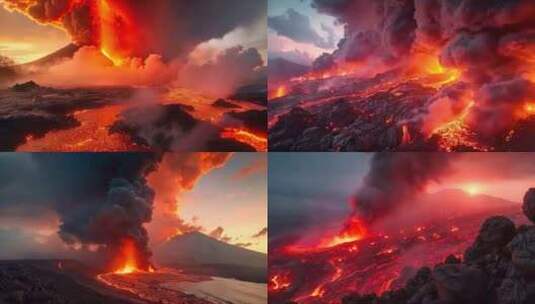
[10, 81, 41, 92]
[464, 216, 516, 263]
[212, 99, 241, 109]
[522, 189, 535, 223]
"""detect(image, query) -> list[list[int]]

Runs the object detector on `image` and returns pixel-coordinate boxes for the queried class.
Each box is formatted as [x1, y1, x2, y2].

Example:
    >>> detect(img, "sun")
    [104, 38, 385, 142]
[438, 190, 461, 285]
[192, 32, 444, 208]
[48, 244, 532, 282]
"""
[463, 184, 482, 196]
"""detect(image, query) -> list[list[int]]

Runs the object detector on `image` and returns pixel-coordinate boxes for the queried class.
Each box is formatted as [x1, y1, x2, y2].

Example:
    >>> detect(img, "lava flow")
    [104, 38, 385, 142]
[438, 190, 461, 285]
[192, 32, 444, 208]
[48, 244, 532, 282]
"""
[269, 205, 526, 304]
[268, 0, 535, 152]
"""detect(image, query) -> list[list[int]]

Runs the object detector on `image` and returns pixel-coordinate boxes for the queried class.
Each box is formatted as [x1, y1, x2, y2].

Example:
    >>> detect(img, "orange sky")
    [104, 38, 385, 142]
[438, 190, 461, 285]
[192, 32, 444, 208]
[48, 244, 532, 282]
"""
[0, 6, 70, 63]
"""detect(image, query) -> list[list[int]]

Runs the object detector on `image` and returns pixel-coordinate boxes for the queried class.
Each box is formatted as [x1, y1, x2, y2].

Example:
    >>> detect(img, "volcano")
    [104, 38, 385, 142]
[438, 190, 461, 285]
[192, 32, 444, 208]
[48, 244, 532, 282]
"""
[0, 0, 267, 152]
[269, 190, 529, 304]
[155, 231, 267, 283]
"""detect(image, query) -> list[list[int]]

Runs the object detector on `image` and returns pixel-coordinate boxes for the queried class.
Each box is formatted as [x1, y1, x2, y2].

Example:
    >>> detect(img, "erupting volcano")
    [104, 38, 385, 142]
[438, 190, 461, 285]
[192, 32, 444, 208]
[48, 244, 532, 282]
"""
[0, 0, 267, 152]
[0, 153, 268, 304]
[268, 0, 535, 151]
[269, 152, 535, 304]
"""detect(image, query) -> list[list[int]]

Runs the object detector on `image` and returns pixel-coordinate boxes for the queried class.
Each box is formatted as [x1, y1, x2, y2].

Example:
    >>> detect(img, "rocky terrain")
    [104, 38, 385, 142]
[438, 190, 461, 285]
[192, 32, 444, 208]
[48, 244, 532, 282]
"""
[0, 81, 134, 150]
[269, 75, 535, 152]
[330, 188, 535, 304]
[0, 260, 137, 304]
[1, 81, 267, 151]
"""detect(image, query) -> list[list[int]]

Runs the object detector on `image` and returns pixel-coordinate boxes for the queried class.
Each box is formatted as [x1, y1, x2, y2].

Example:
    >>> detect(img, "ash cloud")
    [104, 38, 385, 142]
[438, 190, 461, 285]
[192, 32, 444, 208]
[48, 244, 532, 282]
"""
[146, 153, 232, 245]
[268, 8, 336, 49]
[0, 153, 157, 267]
[309, 0, 535, 137]
[351, 153, 455, 223]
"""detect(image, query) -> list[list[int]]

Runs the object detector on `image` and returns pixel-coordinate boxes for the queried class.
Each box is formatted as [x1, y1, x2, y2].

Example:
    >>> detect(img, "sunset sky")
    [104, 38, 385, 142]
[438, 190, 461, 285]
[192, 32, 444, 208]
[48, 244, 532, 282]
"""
[0, 6, 70, 63]
[181, 153, 267, 253]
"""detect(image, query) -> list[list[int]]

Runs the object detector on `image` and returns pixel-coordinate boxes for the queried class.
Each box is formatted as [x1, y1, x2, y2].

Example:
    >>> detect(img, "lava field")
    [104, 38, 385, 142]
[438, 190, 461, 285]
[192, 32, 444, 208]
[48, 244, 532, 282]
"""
[269, 200, 533, 304]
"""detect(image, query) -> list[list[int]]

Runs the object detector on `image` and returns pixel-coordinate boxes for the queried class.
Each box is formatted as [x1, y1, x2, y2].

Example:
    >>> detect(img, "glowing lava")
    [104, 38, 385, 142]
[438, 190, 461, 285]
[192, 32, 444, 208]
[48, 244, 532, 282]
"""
[269, 272, 292, 292]
[96, 0, 139, 66]
[430, 101, 487, 151]
[321, 218, 368, 248]
[114, 239, 141, 274]
[221, 128, 267, 151]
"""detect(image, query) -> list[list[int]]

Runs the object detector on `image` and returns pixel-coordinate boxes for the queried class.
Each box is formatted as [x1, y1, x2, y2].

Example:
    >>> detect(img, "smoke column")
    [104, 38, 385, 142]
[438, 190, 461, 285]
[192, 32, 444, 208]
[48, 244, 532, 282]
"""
[352, 153, 454, 223]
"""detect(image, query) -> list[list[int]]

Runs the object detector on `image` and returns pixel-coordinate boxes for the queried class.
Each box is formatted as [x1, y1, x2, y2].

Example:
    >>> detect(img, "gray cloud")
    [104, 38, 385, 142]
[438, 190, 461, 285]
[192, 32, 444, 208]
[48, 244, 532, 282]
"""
[268, 8, 336, 49]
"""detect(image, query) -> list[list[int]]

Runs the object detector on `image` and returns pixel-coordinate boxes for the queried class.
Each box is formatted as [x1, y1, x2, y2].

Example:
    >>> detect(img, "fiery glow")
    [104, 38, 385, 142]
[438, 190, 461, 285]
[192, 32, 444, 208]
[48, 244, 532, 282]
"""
[96, 0, 139, 66]
[516, 102, 535, 119]
[430, 101, 486, 151]
[401, 124, 412, 144]
[321, 218, 368, 248]
[269, 272, 292, 292]
[463, 184, 483, 197]
[221, 128, 267, 151]
[114, 239, 140, 274]
[411, 52, 462, 88]
[274, 85, 288, 99]
[294, 61, 361, 82]
[17, 104, 143, 152]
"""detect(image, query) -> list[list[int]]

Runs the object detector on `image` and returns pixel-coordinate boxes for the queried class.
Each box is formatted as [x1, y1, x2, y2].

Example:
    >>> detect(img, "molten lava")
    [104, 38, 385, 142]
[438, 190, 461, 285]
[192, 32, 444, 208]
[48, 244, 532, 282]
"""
[320, 218, 368, 248]
[221, 128, 268, 151]
[114, 239, 142, 274]
[95, 0, 140, 65]
[269, 205, 526, 304]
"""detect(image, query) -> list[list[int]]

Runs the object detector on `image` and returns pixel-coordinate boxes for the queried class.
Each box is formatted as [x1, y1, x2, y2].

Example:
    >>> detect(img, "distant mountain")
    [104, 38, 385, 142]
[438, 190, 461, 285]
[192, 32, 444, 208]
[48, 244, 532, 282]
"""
[21, 44, 80, 68]
[268, 57, 309, 83]
[419, 189, 516, 210]
[154, 232, 267, 282]
[375, 189, 519, 231]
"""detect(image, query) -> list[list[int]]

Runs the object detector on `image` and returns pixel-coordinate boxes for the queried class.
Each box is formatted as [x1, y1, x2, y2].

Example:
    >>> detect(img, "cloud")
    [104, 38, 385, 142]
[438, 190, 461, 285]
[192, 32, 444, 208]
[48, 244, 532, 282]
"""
[252, 227, 267, 238]
[233, 156, 267, 180]
[268, 8, 336, 49]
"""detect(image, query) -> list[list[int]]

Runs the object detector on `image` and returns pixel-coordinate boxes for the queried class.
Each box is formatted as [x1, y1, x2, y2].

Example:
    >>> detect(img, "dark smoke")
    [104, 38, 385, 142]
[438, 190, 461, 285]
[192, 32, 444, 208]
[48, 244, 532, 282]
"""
[0, 153, 157, 267]
[310, 0, 535, 137]
[352, 153, 455, 223]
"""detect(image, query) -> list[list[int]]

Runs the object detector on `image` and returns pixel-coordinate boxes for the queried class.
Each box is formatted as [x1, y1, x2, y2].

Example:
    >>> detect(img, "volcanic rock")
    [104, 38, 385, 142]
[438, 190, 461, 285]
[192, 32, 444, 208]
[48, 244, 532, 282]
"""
[464, 216, 516, 263]
[509, 227, 535, 277]
[522, 189, 535, 223]
[224, 109, 267, 135]
[432, 264, 487, 304]
[212, 98, 241, 109]
[10, 81, 41, 92]
[111, 104, 256, 152]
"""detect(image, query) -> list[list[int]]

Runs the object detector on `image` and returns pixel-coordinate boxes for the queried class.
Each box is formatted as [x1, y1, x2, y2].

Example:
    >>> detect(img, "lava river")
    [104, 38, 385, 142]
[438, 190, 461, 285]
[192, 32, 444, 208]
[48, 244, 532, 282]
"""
[269, 204, 527, 304]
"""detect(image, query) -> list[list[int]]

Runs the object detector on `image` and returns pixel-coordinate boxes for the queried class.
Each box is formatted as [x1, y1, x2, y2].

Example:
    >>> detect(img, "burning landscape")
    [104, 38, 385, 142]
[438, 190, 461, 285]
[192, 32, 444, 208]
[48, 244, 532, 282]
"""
[0, 152, 268, 304]
[268, 0, 535, 151]
[269, 153, 535, 303]
[0, 0, 267, 152]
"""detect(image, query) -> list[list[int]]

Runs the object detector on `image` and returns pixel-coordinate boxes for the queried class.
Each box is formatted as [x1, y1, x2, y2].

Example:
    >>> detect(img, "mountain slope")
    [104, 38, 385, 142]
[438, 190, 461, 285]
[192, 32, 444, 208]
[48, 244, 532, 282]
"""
[154, 231, 266, 269]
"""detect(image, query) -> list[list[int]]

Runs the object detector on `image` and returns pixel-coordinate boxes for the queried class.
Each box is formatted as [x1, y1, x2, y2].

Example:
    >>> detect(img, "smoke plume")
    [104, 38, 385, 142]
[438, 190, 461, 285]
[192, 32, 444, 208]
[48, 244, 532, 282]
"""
[0, 153, 157, 268]
[146, 152, 232, 244]
[310, 0, 535, 137]
[352, 153, 455, 223]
